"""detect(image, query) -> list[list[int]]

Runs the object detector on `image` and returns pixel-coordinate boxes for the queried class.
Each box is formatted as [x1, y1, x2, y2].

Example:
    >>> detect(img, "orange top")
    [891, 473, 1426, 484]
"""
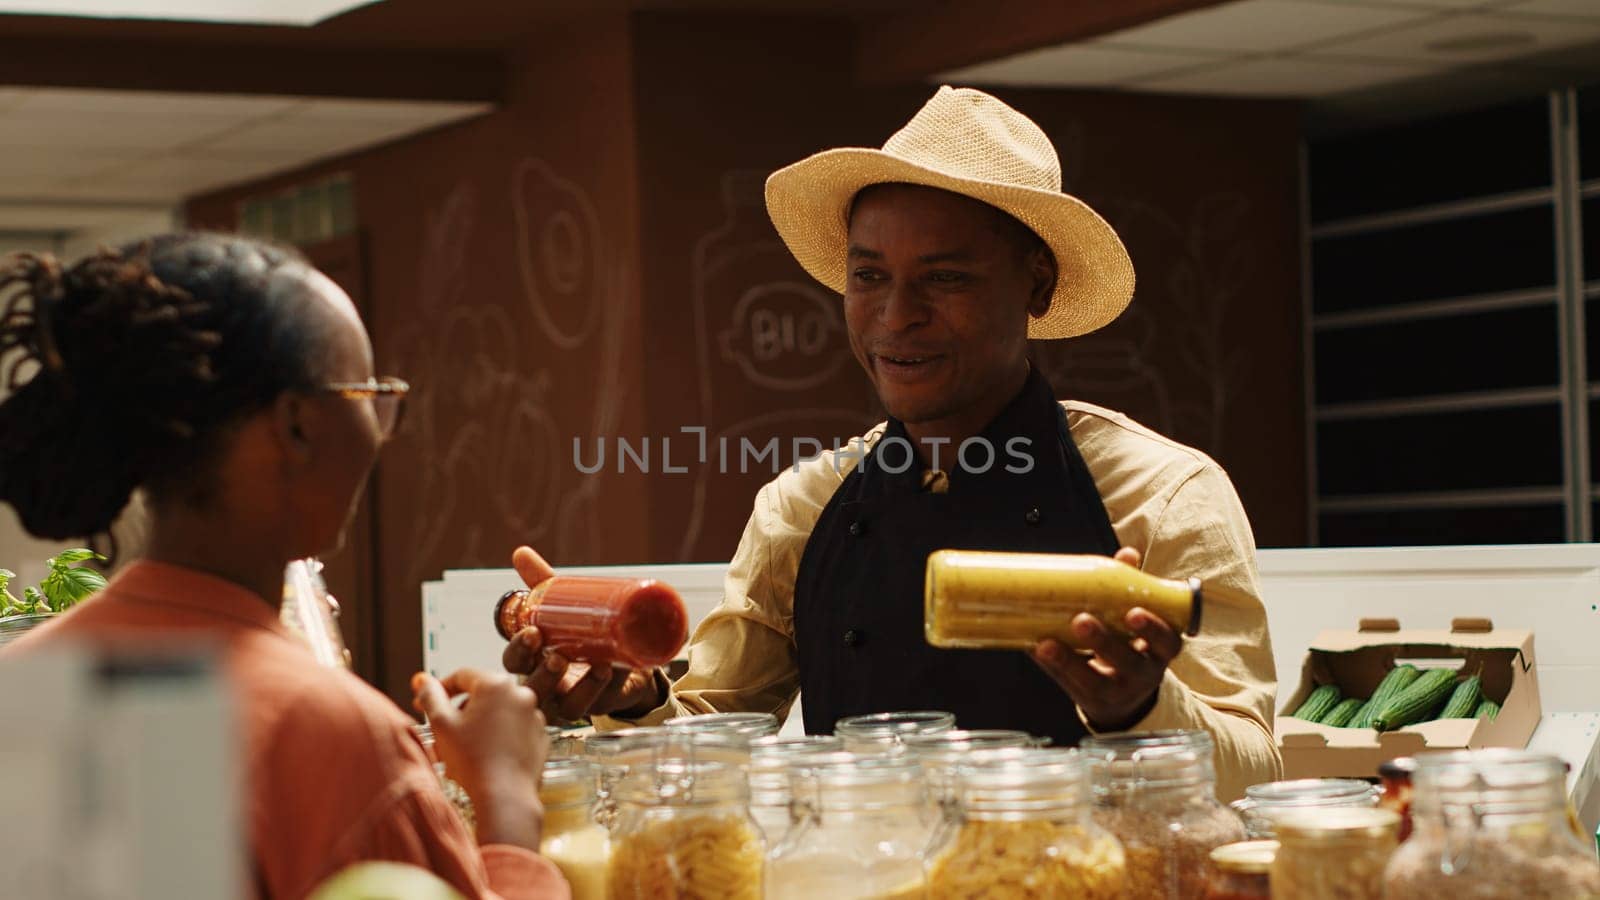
[4, 560, 570, 900]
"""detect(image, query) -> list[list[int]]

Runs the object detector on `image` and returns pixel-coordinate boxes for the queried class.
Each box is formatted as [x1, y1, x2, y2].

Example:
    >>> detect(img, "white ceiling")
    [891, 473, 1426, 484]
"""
[0, 87, 490, 235]
[942, 0, 1600, 98]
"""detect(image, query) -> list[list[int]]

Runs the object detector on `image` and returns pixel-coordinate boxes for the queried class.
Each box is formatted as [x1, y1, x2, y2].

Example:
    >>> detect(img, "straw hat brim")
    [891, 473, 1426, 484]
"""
[765, 147, 1135, 340]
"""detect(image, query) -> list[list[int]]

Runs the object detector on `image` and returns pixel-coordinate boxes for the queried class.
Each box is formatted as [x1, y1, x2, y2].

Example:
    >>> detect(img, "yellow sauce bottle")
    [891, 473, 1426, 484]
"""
[924, 550, 1202, 650]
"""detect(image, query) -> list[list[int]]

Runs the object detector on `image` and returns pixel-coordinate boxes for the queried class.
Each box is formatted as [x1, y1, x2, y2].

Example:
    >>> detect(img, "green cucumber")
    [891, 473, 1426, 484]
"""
[1372, 668, 1458, 732]
[1348, 696, 1378, 729]
[1354, 665, 1422, 729]
[1320, 697, 1365, 728]
[1474, 699, 1500, 721]
[1292, 684, 1342, 721]
[1439, 675, 1483, 719]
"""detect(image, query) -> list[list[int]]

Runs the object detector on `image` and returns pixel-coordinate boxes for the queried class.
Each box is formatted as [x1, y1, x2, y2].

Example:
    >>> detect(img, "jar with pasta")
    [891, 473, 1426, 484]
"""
[583, 726, 747, 830]
[901, 729, 1040, 811]
[835, 710, 956, 754]
[537, 758, 608, 900]
[767, 754, 933, 900]
[1230, 778, 1381, 839]
[927, 748, 1127, 899]
[748, 736, 845, 845]
[665, 711, 781, 739]
[1080, 730, 1246, 900]
[608, 757, 765, 900]
[1384, 750, 1600, 899]
[1269, 807, 1398, 900]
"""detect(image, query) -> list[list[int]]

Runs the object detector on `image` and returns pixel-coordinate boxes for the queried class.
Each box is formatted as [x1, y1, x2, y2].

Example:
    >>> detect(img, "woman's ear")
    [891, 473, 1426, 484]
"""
[272, 392, 315, 466]
[1028, 246, 1058, 319]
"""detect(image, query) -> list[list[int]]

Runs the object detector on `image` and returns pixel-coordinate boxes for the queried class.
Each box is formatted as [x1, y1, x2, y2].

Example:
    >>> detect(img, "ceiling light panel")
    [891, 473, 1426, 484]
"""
[0, 0, 377, 26]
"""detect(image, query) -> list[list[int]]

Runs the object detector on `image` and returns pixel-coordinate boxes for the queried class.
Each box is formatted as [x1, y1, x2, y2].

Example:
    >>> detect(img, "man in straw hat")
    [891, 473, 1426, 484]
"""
[506, 86, 1280, 799]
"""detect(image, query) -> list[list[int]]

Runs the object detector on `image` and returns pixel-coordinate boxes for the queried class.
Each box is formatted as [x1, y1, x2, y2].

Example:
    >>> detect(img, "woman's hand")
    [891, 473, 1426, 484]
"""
[1030, 547, 1184, 732]
[412, 667, 548, 849]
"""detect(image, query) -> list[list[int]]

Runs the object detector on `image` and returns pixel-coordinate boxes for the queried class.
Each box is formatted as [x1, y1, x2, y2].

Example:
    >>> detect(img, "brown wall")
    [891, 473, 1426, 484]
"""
[189, 11, 1306, 703]
[190, 13, 653, 704]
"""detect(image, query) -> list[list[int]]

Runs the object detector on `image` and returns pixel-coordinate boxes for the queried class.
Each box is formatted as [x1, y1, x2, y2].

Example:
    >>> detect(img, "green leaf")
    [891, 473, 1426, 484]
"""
[52, 566, 107, 611]
[47, 549, 104, 570]
[21, 586, 45, 616]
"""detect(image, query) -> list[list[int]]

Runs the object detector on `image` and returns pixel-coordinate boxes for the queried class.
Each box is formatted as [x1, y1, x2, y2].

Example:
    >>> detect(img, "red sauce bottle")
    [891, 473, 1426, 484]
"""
[494, 576, 689, 670]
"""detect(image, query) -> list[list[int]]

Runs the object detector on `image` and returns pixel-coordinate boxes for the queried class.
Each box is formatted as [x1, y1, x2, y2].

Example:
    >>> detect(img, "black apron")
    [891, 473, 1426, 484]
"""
[793, 369, 1119, 747]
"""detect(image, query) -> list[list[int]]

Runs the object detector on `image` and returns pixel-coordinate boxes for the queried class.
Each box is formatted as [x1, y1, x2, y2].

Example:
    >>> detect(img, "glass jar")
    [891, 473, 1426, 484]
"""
[1232, 778, 1382, 839]
[1385, 750, 1600, 899]
[410, 723, 475, 832]
[923, 549, 1202, 650]
[1377, 757, 1417, 842]
[494, 576, 688, 670]
[767, 755, 933, 899]
[1270, 807, 1398, 900]
[584, 727, 748, 830]
[901, 729, 1040, 810]
[608, 758, 765, 899]
[747, 737, 846, 845]
[1080, 730, 1247, 900]
[1203, 840, 1276, 900]
[547, 725, 583, 759]
[538, 758, 608, 900]
[665, 711, 781, 739]
[835, 710, 956, 754]
[926, 749, 1128, 898]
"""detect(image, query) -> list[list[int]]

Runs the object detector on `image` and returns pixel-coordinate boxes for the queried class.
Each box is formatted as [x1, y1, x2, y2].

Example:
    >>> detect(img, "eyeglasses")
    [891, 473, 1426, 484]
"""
[318, 376, 410, 439]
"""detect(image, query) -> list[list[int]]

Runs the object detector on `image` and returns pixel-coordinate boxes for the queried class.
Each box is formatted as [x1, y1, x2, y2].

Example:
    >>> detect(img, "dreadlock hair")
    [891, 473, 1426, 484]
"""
[0, 232, 328, 541]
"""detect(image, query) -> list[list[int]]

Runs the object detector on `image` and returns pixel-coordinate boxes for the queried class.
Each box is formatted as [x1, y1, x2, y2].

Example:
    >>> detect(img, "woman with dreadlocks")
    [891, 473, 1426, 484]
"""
[0, 234, 570, 899]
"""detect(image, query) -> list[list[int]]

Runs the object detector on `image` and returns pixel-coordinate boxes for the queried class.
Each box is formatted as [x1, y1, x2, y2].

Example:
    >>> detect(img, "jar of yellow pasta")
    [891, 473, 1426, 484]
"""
[537, 758, 608, 900]
[901, 729, 1041, 813]
[583, 726, 748, 830]
[608, 757, 765, 900]
[767, 754, 934, 900]
[927, 748, 1128, 899]
[1080, 730, 1247, 900]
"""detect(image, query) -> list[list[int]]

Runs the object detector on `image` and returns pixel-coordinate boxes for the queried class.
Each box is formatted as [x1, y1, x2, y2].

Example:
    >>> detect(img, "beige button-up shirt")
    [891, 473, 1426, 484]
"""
[601, 400, 1282, 801]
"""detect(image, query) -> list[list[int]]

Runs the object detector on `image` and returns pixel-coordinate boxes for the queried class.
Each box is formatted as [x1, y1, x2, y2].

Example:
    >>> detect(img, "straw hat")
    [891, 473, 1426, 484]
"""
[765, 86, 1134, 340]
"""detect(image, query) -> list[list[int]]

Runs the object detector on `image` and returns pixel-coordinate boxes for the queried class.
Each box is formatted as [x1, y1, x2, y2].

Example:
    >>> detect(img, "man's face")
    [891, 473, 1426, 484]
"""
[844, 183, 1050, 428]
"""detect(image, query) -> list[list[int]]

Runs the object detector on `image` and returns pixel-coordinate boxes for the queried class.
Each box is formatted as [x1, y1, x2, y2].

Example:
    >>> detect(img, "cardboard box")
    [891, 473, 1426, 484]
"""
[1275, 617, 1541, 780]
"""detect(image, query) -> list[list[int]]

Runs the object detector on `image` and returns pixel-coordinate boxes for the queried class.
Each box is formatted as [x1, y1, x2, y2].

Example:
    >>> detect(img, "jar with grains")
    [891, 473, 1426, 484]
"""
[1231, 778, 1382, 839]
[1202, 840, 1276, 900]
[767, 755, 933, 900]
[537, 758, 608, 900]
[926, 748, 1127, 899]
[901, 729, 1042, 810]
[583, 727, 747, 830]
[747, 737, 845, 845]
[1269, 807, 1398, 900]
[835, 710, 956, 754]
[664, 711, 781, 739]
[1080, 730, 1247, 900]
[608, 758, 765, 900]
[1385, 750, 1600, 900]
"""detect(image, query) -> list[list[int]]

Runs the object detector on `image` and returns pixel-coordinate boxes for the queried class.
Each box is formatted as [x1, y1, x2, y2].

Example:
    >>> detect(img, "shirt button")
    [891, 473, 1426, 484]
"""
[1025, 508, 1042, 526]
[848, 520, 866, 537]
[843, 629, 862, 648]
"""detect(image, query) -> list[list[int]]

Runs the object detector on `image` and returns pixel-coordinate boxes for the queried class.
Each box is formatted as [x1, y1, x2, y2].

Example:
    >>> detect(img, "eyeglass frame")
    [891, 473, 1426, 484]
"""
[316, 376, 410, 438]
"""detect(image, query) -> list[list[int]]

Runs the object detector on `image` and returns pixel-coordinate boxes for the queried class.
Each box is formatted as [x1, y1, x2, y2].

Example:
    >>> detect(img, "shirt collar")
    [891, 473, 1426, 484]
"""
[108, 559, 289, 635]
[873, 365, 1060, 491]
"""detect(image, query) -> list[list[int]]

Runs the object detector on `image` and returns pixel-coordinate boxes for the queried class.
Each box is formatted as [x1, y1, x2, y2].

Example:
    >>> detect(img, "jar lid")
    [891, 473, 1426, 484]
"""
[1210, 840, 1278, 874]
[1273, 807, 1400, 840]
[665, 712, 780, 738]
[614, 758, 749, 806]
[954, 748, 1088, 813]
[584, 726, 747, 760]
[748, 735, 844, 759]
[1378, 757, 1417, 780]
[1244, 778, 1379, 805]
[901, 729, 1041, 758]
[835, 710, 956, 741]
[1079, 730, 1215, 790]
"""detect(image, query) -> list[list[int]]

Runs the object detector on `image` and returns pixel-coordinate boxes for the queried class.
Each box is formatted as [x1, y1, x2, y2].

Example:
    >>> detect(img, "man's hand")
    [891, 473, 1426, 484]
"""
[1030, 547, 1184, 732]
[500, 545, 665, 724]
[412, 667, 548, 849]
